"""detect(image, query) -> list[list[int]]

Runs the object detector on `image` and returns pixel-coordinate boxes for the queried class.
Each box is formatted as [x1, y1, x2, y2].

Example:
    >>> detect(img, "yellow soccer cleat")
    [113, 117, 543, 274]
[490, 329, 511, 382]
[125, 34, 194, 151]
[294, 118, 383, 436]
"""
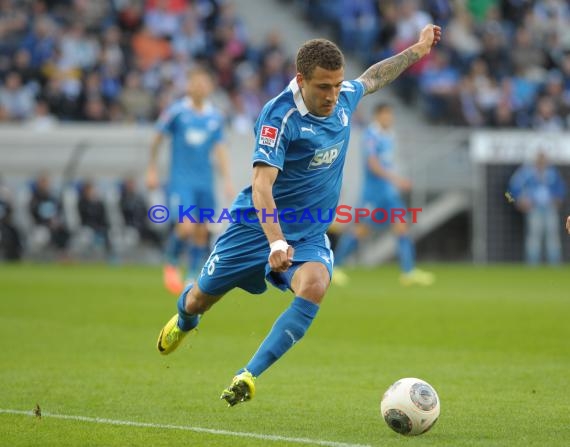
[220, 371, 256, 407]
[400, 269, 435, 286]
[157, 314, 193, 355]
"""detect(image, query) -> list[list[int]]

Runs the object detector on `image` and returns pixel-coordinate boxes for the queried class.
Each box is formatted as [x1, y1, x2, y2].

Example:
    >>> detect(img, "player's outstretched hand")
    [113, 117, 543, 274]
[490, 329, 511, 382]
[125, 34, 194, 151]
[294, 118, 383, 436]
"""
[269, 245, 294, 273]
[566, 215, 570, 234]
[419, 24, 442, 51]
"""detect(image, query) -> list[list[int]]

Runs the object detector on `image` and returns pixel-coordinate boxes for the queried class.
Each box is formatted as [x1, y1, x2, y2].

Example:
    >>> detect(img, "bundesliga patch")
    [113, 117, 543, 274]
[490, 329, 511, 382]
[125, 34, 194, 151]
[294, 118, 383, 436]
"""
[259, 125, 278, 147]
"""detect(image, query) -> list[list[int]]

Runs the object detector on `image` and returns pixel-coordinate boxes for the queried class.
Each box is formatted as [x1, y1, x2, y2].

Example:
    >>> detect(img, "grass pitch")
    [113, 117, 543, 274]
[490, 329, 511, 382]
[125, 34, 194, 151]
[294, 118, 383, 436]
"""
[1, 263, 569, 446]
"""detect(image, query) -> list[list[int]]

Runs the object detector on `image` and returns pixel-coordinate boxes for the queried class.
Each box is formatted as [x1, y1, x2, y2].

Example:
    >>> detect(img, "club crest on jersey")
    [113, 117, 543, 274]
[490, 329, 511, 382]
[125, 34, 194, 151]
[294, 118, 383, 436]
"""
[308, 141, 343, 170]
[259, 125, 278, 147]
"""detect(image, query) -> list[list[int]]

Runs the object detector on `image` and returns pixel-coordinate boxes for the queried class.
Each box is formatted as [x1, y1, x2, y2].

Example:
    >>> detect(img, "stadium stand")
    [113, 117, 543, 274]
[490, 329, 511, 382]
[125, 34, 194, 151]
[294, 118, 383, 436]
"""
[291, 0, 570, 129]
[1, 0, 569, 263]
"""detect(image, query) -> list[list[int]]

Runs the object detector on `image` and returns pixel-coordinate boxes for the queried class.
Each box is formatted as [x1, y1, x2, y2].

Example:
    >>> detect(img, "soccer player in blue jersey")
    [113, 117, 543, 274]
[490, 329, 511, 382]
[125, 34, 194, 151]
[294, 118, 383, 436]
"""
[157, 25, 441, 406]
[333, 103, 434, 286]
[146, 67, 234, 295]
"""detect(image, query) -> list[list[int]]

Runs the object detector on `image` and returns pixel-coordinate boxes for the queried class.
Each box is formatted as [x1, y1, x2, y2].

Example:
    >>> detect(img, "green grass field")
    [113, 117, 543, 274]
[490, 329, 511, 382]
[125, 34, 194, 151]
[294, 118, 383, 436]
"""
[1, 263, 569, 446]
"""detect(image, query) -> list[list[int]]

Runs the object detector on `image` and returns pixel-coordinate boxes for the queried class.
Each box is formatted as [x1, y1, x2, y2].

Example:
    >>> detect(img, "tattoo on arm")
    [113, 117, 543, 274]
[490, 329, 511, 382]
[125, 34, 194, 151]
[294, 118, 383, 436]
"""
[358, 47, 422, 95]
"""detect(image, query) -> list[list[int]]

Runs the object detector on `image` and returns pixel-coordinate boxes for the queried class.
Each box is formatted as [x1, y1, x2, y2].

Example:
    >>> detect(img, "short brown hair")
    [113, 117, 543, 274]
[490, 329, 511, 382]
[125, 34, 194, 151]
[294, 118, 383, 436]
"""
[296, 39, 344, 79]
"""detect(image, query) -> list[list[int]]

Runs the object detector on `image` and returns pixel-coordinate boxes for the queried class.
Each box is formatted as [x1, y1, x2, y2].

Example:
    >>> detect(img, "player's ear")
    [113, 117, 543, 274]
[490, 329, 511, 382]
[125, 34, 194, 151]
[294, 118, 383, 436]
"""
[296, 73, 304, 88]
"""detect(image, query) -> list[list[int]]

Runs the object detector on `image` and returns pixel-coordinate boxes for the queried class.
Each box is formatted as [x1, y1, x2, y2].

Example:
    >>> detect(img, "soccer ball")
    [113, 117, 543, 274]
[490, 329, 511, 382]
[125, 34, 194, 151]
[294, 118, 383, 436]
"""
[380, 377, 440, 436]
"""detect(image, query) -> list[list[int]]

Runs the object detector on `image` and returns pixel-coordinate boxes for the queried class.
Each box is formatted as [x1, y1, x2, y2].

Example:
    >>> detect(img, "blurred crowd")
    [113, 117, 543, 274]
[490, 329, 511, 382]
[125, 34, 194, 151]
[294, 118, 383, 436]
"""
[0, 172, 164, 262]
[296, 0, 570, 129]
[0, 0, 294, 132]
[3, 0, 570, 131]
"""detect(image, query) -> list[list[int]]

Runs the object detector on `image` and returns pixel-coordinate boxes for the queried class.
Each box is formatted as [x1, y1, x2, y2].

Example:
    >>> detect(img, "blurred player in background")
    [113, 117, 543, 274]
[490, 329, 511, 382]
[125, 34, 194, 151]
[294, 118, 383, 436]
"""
[508, 151, 565, 265]
[157, 26, 441, 406]
[146, 67, 234, 295]
[333, 103, 434, 286]
[566, 215, 570, 234]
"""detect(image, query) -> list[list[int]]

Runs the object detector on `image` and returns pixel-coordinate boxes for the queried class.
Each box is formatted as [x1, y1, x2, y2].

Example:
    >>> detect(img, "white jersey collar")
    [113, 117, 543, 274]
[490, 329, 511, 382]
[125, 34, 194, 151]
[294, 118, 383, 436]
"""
[289, 78, 309, 116]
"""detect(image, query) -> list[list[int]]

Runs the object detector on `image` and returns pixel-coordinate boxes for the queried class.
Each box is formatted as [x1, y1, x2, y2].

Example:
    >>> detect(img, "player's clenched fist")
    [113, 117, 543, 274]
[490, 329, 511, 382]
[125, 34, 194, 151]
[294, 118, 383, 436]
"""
[419, 24, 442, 50]
[268, 240, 294, 272]
[566, 215, 570, 234]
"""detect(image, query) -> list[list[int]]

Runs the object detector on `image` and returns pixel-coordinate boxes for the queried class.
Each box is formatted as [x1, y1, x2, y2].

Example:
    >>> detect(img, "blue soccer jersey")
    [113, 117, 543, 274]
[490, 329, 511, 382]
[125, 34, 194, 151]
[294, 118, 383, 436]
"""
[156, 98, 224, 191]
[361, 123, 398, 203]
[230, 78, 364, 241]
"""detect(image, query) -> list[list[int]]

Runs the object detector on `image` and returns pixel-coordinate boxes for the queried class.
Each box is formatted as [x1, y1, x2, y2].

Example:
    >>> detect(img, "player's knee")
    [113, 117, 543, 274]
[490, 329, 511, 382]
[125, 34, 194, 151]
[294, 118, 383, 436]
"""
[297, 276, 329, 303]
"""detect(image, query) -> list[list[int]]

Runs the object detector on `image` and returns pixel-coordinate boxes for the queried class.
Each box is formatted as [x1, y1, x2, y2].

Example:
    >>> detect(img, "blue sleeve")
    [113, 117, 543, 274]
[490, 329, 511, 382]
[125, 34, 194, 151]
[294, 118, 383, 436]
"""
[155, 103, 178, 135]
[341, 80, 365, 112]
[508, 166, 529, 199]
[251, 103, 295, 171]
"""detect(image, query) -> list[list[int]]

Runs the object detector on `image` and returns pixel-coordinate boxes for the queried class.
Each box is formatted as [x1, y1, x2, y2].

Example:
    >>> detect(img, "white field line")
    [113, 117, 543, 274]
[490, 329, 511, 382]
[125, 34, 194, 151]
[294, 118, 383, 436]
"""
[0, 408, 372, 447]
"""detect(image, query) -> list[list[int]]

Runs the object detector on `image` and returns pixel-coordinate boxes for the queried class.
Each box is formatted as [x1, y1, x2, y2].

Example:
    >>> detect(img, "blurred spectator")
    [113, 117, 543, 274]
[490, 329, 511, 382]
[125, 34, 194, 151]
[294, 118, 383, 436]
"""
[28, 173, 70, 254]
[457, 76, 484, 126]
[12, 49, 39, 87]
[119, 177, 162, 248]
[467, 0, 498, 23]
[78, 180, 113, 255]
[0, 71, 36, 121]
[116, 0, 144, 34]
[131, 24, 172, 71]
[82, 96, 108, 121]
[509, 151, 566, 265]
[511, 27, 546, 79]
[335, 0, 378, 57]
[26, 99, 58, 130]
[0, 178, 23, 261]
[119, 70, 154, 122]
[59, 23, 100, 71]
[21, 16, 57, 69]
[395, 0, 432, 47]
[532, 96, 565, 131]
[144, 0, 181, 38]
[446, 8, 482, 67]
[419, 50, 460, 123]
[100, 26, 125, 71]
[424, 0, 453, 26]
[172, 14, 207, 60]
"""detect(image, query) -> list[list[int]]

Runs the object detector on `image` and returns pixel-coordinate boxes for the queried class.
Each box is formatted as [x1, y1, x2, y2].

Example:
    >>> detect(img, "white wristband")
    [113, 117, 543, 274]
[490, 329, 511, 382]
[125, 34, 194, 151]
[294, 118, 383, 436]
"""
[270, 239, 289, 255]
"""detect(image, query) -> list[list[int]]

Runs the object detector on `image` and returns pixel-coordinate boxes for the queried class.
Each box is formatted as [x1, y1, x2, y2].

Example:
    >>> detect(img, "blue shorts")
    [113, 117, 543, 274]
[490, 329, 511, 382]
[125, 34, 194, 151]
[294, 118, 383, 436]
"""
[168, 184, 216, 223]
[360, 187, 406, 228]
[197, 223, 334, 296]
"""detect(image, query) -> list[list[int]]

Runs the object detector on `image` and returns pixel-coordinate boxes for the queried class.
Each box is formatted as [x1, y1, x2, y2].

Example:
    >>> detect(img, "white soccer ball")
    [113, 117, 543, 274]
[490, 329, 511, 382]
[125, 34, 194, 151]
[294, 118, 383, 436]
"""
[380, 377, 440, 436]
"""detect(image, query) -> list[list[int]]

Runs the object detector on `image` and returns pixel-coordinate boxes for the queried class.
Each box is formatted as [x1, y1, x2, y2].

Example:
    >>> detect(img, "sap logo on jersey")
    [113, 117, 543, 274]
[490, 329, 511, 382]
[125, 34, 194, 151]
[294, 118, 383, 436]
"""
[308, 141, 343, 170]
[259, 125, 278, 147]
[185, 129, 208, 145]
